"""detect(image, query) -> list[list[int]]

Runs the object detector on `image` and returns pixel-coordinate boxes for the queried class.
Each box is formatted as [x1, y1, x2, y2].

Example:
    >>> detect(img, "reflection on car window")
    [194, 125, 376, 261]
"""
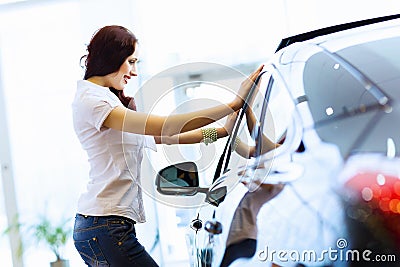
[259, 70, 296, 145]
[304, 51, 380, 157]
[303, 37, 400, 157]
[229, 69, 296, 161]
[304, 52, 379, 123]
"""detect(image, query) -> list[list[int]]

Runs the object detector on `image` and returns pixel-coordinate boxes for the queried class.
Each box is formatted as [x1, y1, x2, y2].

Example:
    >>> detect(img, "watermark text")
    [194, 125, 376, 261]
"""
[257, 238, 397, 263]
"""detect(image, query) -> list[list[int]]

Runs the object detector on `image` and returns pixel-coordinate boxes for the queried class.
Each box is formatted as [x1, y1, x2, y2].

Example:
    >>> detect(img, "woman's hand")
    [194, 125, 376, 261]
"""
[234, 64, 264, 110]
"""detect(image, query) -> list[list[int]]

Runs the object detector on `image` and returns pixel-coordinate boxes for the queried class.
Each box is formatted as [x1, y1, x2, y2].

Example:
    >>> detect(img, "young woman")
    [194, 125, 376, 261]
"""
[72, 25, 263, 266]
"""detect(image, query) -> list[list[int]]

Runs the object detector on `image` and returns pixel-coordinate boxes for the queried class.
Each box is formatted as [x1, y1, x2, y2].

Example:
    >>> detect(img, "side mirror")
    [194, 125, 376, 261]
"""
[156, 162, 208, 196]
[156, 161, 227, 206]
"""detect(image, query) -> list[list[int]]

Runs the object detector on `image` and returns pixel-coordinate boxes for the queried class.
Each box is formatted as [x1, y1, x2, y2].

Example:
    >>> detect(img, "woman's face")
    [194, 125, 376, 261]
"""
[107, 48, 139, 90]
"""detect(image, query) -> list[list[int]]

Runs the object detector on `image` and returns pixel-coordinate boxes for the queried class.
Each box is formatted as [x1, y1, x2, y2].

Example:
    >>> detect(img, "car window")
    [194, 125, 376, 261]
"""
[224, 69, 297, 172]
[257, 70, 296, 145]
[303, 36, 400, 157]
[221, 75, 266, 183]
[220, 67, 304, 188]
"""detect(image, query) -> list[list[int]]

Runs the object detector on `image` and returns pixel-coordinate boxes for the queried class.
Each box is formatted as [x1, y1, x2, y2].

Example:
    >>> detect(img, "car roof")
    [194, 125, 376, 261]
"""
[275, 13, 400, 52]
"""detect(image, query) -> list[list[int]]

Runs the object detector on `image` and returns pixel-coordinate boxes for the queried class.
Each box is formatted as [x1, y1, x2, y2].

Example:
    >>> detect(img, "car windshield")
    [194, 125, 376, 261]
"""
[303, 36, 400, 157]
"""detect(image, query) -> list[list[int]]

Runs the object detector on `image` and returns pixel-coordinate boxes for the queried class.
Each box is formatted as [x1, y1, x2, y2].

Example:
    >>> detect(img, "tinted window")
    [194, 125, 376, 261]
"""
[303, 37, 400, 157]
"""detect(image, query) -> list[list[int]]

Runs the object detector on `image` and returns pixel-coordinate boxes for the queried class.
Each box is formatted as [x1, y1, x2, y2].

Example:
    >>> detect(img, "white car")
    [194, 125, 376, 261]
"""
[156, 14, 400, 267]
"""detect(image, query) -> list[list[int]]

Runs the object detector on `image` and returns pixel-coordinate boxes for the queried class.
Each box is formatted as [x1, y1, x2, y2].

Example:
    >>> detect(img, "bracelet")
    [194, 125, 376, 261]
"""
[233, 136, 241, 151]
[201, 128, 218, 145]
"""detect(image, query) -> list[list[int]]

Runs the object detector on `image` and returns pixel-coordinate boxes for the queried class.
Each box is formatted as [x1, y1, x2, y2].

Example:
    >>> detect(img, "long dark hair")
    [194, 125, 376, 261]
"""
[81, 25, 138, 108]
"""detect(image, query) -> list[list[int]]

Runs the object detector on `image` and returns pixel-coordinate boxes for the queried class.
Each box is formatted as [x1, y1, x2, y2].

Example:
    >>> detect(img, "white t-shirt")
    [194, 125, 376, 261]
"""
[72, 80, 156, 223]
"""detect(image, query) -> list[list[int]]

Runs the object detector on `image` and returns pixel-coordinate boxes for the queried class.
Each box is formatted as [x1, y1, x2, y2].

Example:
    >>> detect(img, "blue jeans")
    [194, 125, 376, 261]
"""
[73, 214, 159, 267]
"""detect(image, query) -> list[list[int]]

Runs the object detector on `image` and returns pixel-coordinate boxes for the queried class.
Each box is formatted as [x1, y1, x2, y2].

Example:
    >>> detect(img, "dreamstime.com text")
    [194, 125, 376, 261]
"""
[257, 238, 396, 263]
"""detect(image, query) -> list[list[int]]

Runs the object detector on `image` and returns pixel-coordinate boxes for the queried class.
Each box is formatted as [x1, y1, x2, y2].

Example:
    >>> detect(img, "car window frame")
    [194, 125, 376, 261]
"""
[212, 71, 267, 182]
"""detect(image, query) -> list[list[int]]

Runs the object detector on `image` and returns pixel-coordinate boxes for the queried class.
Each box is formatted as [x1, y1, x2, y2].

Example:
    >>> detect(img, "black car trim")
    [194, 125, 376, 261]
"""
[255, 76, 274, 158]
[275, 13, 400, 52]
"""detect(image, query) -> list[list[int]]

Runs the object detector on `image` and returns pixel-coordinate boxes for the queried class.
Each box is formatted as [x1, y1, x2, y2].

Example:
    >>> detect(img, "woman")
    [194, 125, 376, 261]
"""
[72, 25, 263, 266]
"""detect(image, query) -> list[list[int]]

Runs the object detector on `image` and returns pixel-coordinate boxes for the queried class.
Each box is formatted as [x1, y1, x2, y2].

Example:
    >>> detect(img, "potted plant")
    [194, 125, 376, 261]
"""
[3, 214, 72, 267]
[32, 216, 71, 267]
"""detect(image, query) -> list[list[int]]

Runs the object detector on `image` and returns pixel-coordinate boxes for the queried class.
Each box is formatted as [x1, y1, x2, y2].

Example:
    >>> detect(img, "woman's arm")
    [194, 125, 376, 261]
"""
[220, 110, 254, 158]
[245, 107, 258, 136]
[245, 108, 278, 154]
[104, 65, 264, 137]
[222, 105, 278, 159]
[153, 127, 228, 145]
[233, 139, 254, 159]
[103, 104, 235, 137]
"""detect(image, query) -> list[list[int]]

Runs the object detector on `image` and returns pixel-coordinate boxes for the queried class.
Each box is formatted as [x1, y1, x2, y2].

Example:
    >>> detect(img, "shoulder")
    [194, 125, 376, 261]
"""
[74, 80, 120, 107]
[77, 80, 111, 98]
